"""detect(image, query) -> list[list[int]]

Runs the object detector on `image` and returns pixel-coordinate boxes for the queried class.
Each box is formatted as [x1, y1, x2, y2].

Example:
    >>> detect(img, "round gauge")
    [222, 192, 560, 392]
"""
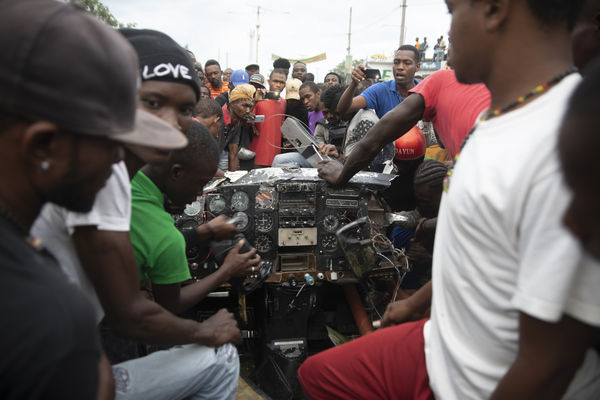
[183, 200, 202, 217]
[255, 213, 274, 233]
[254, 234, 273, 253]
[255, 187, 276, 209]
[321, 234, 338, 252]
[322, 214, 340, 233]
[231, 191, 249, 211]
[232, 211, 249, 231]
[208, 195, 226, 214]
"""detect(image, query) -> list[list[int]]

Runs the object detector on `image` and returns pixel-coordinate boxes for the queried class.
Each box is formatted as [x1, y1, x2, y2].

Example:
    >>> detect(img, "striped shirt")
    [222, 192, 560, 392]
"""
[206, 82, 229, 99]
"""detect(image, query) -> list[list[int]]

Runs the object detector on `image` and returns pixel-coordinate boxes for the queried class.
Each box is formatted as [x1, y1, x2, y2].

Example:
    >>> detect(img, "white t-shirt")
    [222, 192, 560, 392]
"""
[424, 74, 600, 399]
[31, 161, 131, 323]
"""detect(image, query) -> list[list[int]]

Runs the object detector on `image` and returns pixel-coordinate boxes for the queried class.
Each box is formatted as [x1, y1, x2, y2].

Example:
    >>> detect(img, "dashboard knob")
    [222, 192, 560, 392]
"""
[304, 273, 315, 286]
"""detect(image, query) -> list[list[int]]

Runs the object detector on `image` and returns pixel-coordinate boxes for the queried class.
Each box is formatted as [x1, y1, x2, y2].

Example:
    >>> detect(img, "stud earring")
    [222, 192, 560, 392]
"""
[40, 160, 50, 171]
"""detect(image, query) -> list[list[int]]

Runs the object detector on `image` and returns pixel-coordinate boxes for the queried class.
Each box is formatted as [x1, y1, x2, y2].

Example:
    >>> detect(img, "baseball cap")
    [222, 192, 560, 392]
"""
[285, 78, 303, 100]
[394, 126, 426, 160]
[0, 0, 140, 142]
[245, 64, 260, 71]
[230, 84, 256, 103]
[120, 28, 201, 101]
[123, 110, 188, 150]
[249, 74, 266, 89]
[230, 70, 250, 87]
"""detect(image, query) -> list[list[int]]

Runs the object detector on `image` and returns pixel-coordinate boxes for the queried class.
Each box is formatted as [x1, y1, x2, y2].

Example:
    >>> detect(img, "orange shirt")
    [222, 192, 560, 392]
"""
[205, 82, 228, 99]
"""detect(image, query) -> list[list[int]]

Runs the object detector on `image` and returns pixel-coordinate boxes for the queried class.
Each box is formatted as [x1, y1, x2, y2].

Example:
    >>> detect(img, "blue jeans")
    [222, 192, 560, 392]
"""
[271, 152, 312, 168]
[112, 343, 239, 400]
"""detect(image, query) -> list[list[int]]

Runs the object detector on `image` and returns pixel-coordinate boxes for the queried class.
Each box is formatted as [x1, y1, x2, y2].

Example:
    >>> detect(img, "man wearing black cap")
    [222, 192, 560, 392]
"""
[0, 0, 142, 398]
[32, 26, 245, 399]
[245, 63, 260, 77]
[205, 59, 228, 99]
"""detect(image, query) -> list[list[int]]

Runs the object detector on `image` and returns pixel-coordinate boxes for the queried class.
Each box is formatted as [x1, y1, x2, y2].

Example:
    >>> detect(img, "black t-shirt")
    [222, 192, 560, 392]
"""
[218, 121, 242, 153]
[215, 91, 229, 107]
[0, 219, 100, 399]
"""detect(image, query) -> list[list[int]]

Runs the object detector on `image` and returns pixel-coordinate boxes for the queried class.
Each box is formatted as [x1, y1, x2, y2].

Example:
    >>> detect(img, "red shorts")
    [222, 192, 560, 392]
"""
[297, 319, 433, 400]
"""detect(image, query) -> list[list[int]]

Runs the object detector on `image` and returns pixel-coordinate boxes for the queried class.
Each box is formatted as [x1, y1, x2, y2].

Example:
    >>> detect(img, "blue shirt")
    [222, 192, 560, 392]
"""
[361, 79, 419, 118]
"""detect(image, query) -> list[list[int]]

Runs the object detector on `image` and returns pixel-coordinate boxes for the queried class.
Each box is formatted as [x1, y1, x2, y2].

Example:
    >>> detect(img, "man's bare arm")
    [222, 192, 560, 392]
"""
[337, 65, 368, 117]
[491, 313, 598, 400]
[228, 143, 239, 171]
[96, 353, 114, 400]
[381, 280, 432, 327]
[152, 240, 260, 315]
[319, 94, 425, 186]
[72, 227, 236, 346]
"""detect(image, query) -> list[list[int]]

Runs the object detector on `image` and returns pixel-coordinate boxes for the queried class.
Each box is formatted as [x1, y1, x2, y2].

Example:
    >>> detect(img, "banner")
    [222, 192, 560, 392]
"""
[271, 52, 327, 64]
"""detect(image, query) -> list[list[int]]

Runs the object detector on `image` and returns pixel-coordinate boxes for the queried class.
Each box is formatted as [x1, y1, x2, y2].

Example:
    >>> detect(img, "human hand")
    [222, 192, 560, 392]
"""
[351, 65, 366, 84]
[221, 240, 261, 279]
[206, 215, 239, 240]
[381, 298, 425, 327]
[406, 240, 432, 265]
[199, 308, 242, 346]
[317, 160, 344, 186]
[319, 144, 339, 158]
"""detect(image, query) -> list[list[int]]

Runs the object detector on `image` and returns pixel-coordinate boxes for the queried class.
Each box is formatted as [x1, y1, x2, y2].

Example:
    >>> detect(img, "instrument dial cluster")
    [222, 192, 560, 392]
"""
[255, 187, 276, 210]
[255, 213, 274, 233]
[254, 234, 273, 253]
[231, 191, 249, 211]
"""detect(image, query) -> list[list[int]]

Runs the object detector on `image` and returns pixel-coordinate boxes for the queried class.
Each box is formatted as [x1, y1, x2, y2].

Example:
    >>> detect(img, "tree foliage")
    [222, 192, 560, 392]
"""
[69, 0, 135, 28]
[332, 58, 364, 83]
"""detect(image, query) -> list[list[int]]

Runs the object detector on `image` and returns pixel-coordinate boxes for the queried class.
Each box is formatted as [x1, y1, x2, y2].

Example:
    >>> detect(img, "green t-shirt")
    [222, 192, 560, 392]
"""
[130, 171, 191, 286]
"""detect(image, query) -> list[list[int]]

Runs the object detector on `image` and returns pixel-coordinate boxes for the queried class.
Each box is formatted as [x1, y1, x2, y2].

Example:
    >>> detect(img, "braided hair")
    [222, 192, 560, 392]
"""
[414, 160, 448, 189]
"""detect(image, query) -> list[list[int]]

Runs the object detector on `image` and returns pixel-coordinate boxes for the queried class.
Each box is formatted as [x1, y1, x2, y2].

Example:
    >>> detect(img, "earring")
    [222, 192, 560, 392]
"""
[40, 160, 50, 171]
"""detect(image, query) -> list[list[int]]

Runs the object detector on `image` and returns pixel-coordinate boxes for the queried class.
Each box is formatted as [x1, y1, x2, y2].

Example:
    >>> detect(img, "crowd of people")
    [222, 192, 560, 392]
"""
[1, 0, 600, 399]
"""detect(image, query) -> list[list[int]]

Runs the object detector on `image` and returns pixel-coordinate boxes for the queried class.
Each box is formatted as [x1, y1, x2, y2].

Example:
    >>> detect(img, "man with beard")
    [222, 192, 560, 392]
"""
[292, 61, 308, 82]
[219, 84, 257, 171]
[205, 59, 228, 99]
[300, 0, 600, 399]
[0, 0, 141, 397]
[337, 45, 420, 119]
[32, 28, 246, 399]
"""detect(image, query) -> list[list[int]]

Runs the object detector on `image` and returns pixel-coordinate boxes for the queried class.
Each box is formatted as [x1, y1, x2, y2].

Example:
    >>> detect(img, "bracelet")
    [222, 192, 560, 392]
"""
[415, 218, 427, 234]
[205, 223, 215, 240]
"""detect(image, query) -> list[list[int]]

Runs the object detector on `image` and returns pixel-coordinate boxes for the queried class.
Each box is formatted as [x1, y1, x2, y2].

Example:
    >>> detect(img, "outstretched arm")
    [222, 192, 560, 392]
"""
[152, 241, 260, 315]
[337, 65, 368, 116]
[381, 280, 432, 327]
[73, 227, 239, 347]
[319, 93, 425, 186]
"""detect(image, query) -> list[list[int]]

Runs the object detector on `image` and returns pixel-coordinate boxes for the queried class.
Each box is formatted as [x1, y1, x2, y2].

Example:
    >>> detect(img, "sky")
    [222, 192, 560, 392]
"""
[103, 0, 451, 82]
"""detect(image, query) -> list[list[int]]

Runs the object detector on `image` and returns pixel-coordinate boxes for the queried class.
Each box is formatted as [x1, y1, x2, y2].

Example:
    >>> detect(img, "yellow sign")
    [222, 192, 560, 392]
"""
[271, 53, 327, 64]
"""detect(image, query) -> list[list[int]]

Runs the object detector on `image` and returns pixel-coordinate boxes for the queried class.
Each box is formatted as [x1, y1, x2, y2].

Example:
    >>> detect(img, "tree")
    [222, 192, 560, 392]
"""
[332, 58, 364, 84]
[69, 0, 135, 28]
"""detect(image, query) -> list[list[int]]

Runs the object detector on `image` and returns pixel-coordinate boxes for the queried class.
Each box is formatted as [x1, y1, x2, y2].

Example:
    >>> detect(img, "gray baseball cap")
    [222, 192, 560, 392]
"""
[0, 0, 153, 145]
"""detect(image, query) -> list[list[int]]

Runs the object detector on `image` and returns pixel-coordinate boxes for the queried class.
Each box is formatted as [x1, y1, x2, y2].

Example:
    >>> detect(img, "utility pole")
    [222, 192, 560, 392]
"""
[249, 29, 254, 62]
[345, 7, 352, 76]
[399, 0, 407, 47]
[255, 6, 260, 63]
[347, 7, 352, 56]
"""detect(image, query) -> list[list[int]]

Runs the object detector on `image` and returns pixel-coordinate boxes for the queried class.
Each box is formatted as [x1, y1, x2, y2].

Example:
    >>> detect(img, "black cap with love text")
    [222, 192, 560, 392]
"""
[120, 28, 201, 101]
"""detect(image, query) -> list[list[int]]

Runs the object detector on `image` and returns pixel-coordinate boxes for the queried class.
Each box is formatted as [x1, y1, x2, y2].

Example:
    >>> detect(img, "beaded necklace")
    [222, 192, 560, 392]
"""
[0, 206, 43, 250]
[443, 67, 578, 192]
